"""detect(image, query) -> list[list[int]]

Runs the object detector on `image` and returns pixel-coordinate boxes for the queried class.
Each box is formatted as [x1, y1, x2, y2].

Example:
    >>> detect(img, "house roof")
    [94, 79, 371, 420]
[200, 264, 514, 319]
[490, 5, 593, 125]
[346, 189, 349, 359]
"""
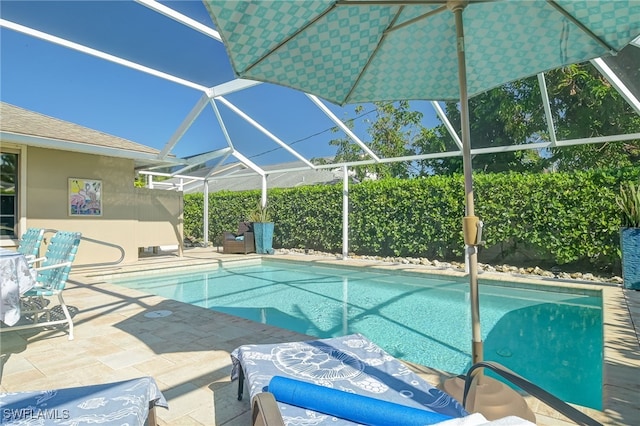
[0, 102, 177, 166]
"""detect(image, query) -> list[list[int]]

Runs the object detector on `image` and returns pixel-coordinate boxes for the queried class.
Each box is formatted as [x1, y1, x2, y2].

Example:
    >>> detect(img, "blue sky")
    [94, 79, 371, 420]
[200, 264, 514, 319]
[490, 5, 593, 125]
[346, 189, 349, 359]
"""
[0, 1, 441, 167]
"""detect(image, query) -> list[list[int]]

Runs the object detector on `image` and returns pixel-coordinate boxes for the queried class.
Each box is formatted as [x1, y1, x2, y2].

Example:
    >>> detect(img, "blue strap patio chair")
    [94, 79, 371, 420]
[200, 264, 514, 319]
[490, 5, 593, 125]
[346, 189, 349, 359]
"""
[16, 227, 45, 263]
[14, 231, 82, 340]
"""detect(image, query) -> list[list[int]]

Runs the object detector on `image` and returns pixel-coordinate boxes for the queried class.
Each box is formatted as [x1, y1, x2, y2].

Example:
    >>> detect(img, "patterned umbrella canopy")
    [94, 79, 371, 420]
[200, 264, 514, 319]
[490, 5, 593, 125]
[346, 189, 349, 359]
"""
[204, 0, 640, 366]
[205, 1, 640, 105]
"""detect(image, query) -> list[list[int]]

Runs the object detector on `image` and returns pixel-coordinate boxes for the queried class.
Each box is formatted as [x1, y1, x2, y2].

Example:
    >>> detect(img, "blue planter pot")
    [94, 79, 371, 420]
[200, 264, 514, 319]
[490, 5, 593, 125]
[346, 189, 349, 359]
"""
[253, 222, 274, 254]
[621, 227, 640, 290]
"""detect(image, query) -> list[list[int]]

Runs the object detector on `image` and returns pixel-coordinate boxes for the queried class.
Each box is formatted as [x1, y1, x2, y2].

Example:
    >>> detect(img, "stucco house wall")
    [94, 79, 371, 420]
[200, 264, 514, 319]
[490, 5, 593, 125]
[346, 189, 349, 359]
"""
[21, 147, 182, 265]
[0, 102, 183, 266]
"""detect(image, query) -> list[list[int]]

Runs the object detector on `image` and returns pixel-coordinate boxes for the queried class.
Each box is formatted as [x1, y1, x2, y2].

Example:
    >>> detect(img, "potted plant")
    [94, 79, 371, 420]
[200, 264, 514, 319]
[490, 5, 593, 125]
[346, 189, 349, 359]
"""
[249, 201, 275, 254]
[616, 181, 640, 290]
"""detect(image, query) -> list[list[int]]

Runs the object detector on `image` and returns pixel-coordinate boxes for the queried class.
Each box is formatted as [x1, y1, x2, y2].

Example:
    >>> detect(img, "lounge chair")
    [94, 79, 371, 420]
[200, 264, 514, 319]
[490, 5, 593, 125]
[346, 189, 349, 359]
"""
[222, 221, 255, 254]
[235, 334, 600, 426]
[8, 231, 81, 340]
[231, 334, 472, 425]
[16, 227, 45, 263]
[0, 376, 168, 425]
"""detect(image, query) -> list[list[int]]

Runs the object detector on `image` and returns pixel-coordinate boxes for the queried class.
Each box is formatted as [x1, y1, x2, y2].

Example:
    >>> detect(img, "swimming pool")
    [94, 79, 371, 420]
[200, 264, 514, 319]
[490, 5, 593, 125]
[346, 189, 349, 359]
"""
[110, 259, 603, 409]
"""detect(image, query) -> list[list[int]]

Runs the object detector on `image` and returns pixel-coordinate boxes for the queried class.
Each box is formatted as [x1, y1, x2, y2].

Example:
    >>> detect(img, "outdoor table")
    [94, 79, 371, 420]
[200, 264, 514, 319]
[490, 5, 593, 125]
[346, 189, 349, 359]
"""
[0, 376, 168, 425]
[0, 248, 36, 326]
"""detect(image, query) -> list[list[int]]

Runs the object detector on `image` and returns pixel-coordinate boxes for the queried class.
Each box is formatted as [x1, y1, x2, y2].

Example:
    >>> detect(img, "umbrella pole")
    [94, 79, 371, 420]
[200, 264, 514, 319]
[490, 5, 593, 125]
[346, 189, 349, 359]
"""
[451, 2, 483, 367]
[443, 5, 535, 422]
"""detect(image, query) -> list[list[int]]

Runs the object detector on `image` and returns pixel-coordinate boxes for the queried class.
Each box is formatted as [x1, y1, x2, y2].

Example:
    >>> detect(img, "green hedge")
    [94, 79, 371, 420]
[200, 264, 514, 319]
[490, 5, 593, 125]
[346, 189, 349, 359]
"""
[474, 170, 632, 269]
[184, 167, 639, 272]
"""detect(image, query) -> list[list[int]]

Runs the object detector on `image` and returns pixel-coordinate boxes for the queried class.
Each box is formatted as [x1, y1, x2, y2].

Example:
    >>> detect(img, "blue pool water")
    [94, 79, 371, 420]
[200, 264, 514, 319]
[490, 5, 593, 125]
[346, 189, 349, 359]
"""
[110, 259, 603, 409]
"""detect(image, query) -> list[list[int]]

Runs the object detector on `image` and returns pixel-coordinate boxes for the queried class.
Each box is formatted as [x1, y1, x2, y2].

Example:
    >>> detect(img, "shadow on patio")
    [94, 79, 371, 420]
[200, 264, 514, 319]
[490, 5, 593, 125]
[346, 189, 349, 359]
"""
[0, 271, 310, 424]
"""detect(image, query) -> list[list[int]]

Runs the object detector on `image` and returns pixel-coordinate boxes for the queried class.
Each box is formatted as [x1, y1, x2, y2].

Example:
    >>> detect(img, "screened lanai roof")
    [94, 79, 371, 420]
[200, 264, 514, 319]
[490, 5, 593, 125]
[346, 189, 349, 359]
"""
[1, 1, 639, 185]
[154, 160, 345, 194]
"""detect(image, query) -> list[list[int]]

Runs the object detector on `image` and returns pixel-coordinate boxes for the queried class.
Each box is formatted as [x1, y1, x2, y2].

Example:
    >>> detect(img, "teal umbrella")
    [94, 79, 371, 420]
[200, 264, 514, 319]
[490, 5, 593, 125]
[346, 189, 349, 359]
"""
[204, 0, 640, 366]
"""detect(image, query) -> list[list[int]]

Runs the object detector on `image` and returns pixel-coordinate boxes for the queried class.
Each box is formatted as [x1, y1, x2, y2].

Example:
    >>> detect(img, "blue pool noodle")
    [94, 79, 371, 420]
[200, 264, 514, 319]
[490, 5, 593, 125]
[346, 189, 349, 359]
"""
[268, 376, 454, 426]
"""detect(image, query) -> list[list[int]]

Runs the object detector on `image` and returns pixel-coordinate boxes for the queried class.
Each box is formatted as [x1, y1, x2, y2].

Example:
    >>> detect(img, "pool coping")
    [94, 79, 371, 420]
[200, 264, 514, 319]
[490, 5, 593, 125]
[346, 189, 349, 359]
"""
[87, 251, 638, 424]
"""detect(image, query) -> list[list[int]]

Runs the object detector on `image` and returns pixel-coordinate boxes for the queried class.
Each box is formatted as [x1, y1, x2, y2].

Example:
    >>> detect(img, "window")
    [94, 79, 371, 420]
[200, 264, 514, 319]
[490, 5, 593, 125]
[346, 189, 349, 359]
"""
[0, 152, 18, 239]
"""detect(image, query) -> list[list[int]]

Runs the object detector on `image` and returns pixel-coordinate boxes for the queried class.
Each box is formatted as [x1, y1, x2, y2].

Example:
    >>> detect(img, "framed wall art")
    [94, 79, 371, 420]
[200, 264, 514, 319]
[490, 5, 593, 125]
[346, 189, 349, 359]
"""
[69, 178, 102, 216]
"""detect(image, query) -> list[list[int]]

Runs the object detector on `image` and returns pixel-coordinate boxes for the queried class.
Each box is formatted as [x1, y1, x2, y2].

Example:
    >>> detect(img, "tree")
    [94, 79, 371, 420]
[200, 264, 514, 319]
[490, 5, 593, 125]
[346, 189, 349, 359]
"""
[419, 62, 639, 174]
[544, 64, 640, 170]
[325, 101, 423, 180]
[417, 77, 552, 175]
[319, 62, 638, 177]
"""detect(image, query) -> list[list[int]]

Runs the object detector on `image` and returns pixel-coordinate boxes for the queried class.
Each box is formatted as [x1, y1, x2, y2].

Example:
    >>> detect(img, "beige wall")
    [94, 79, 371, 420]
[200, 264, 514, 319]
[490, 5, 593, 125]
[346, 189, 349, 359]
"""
[135, 187, 183, 249]
[23, 146, 182, 266]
